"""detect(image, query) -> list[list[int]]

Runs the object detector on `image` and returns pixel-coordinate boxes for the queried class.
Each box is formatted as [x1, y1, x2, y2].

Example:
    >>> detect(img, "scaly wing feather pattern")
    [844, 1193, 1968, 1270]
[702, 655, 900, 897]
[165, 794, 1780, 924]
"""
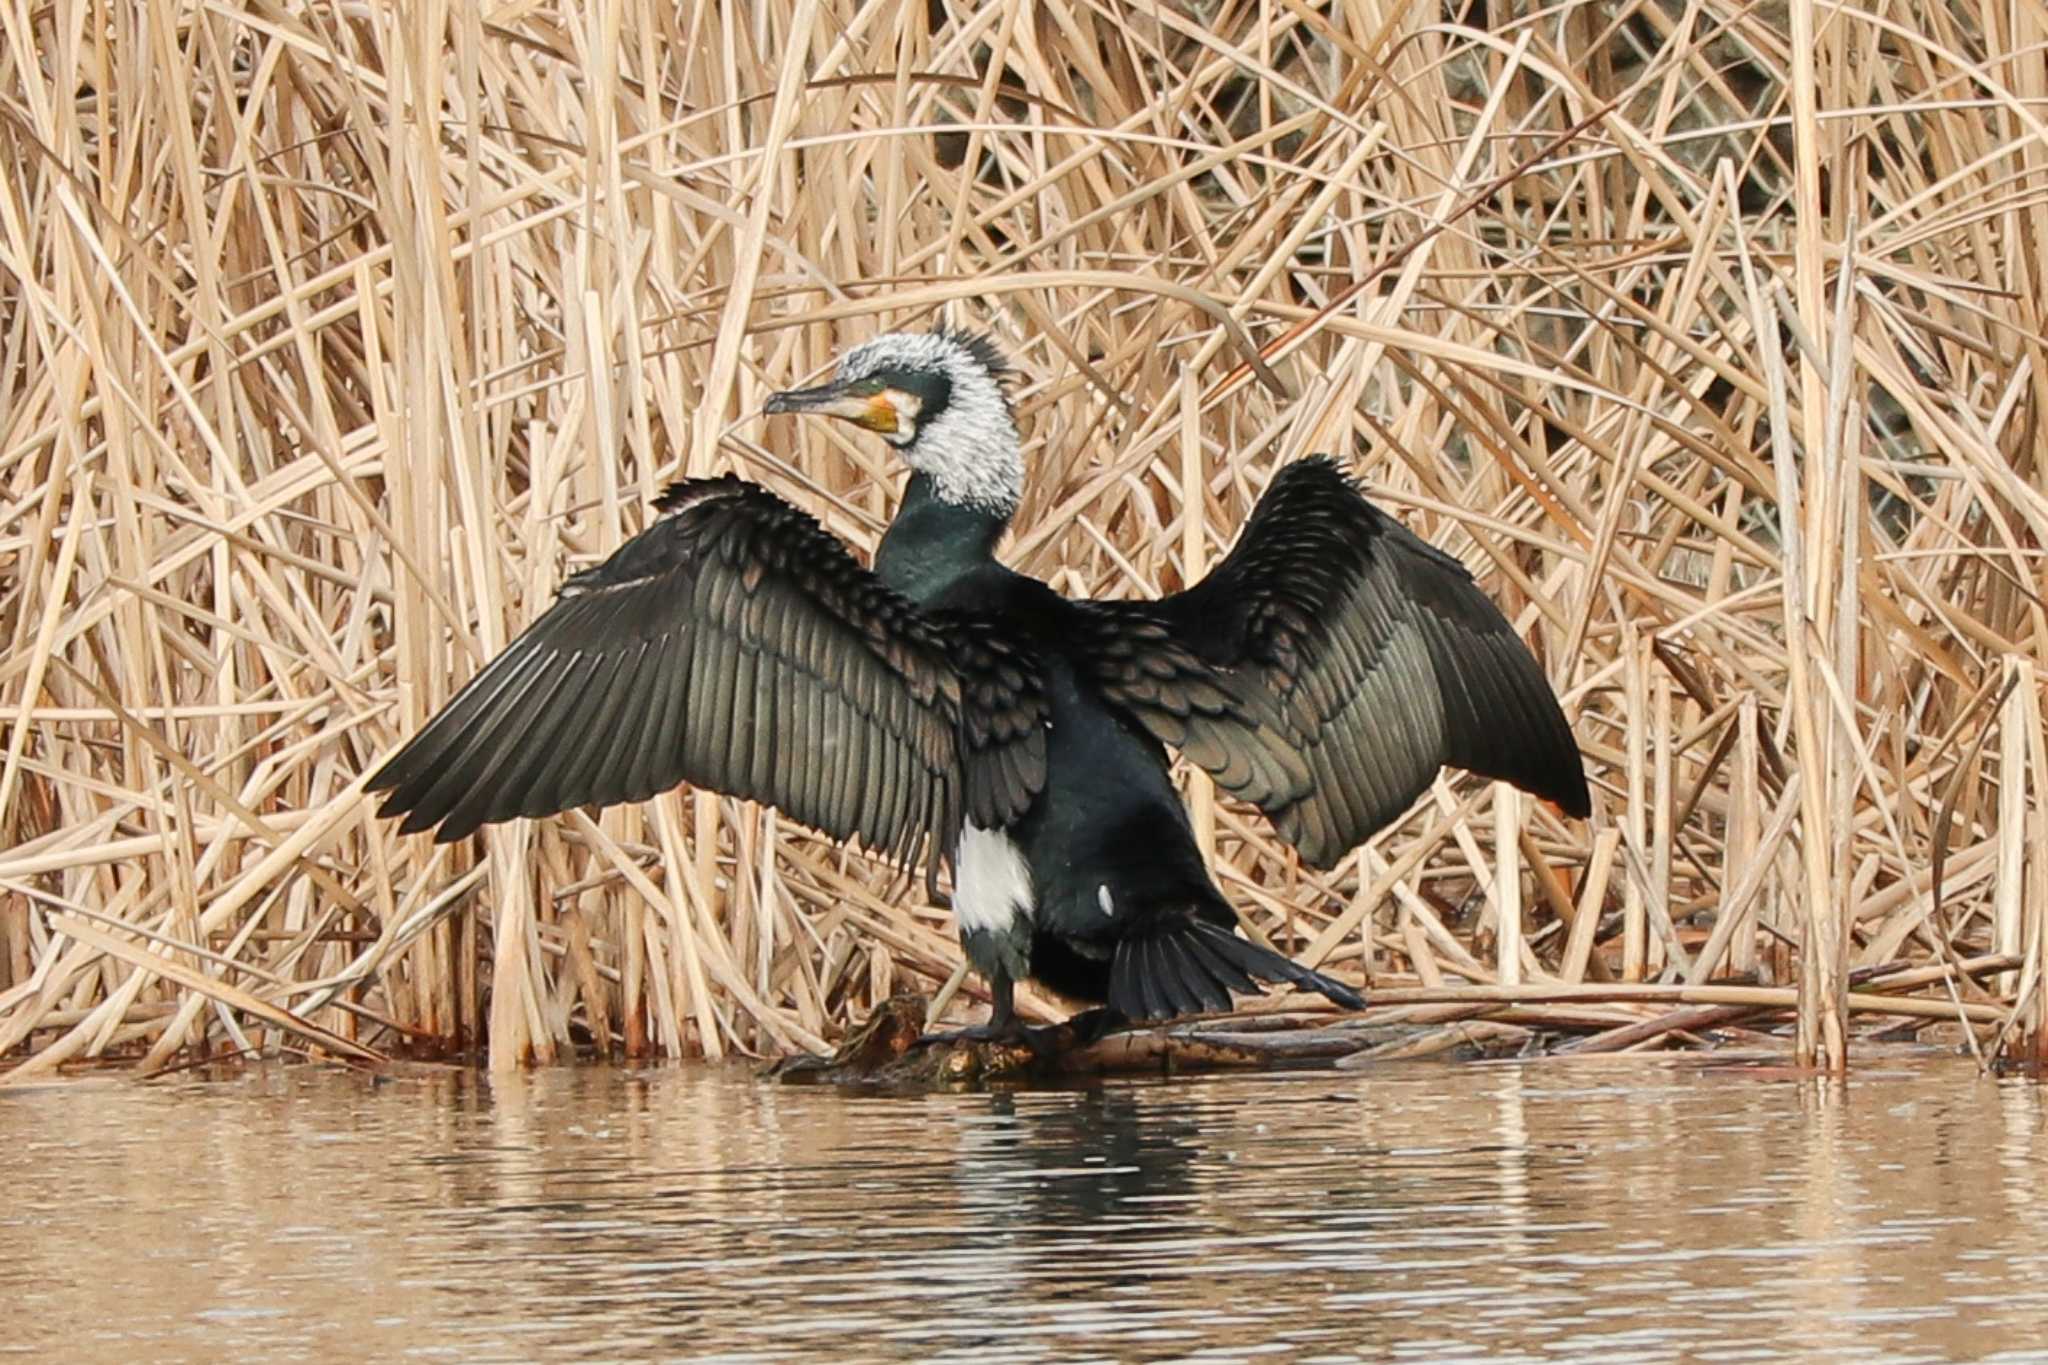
[1083, 457, 1588, 868]
[368, 477, 1046, 864]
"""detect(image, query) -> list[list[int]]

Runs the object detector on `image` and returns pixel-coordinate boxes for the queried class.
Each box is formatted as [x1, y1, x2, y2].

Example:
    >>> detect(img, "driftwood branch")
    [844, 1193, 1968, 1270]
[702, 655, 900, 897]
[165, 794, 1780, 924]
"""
[770, 953, 2023, 1085]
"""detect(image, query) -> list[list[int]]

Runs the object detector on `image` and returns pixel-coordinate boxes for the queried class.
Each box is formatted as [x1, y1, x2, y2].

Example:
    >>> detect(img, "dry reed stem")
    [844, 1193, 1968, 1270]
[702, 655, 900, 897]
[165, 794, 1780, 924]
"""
[2, 0, 2043, 1075]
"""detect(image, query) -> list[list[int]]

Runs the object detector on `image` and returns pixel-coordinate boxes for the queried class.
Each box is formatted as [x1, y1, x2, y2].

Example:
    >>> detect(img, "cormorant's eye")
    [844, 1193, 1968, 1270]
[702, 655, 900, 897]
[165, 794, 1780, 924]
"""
[847, 377, 885, 396]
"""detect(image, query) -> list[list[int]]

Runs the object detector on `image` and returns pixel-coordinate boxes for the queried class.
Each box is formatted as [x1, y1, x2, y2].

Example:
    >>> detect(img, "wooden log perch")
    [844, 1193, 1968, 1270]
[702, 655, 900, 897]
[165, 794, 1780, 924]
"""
[766, 994, 1484, 1085]
[767, 953, 2026, 1086]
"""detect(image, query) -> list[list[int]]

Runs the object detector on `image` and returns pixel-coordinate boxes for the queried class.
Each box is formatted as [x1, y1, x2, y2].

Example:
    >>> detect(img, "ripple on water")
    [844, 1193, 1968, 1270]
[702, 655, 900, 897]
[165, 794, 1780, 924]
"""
[0, 1059, 2042, 1363]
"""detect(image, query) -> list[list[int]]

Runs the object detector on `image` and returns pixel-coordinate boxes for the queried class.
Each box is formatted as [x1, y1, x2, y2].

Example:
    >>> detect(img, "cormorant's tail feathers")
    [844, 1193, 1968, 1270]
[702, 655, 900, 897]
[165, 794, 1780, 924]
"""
[1107, 918, 1366, 1022]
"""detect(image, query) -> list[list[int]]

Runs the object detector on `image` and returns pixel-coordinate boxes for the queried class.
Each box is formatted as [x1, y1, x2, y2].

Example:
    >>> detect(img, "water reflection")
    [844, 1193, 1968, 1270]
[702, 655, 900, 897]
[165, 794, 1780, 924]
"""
[1, 1060, 2043, 1362]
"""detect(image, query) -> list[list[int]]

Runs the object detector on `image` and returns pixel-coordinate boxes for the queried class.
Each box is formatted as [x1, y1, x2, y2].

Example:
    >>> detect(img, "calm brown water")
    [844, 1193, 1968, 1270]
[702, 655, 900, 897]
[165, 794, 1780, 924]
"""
[3, 1057, 2045, 1363]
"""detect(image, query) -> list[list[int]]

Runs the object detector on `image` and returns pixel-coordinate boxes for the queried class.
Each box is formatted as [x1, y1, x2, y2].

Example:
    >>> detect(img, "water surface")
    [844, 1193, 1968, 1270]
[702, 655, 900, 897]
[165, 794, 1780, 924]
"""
[4, 1057, 2044, 1362]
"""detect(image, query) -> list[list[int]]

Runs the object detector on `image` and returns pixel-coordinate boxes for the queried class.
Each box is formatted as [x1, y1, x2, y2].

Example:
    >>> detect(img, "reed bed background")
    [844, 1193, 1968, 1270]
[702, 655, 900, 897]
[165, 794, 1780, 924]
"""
[2, 0, 2044, 1078]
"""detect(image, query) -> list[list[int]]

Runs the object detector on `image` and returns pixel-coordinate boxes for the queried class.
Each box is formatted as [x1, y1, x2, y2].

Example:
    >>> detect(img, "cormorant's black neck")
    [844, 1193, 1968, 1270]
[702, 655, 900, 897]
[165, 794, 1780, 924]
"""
[874, 472, 1012, 606]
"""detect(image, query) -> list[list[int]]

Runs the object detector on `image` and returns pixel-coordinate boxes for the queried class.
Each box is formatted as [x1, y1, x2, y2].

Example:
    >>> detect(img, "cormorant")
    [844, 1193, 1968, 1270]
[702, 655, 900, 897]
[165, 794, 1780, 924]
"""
[367, 328, 1590, 1037]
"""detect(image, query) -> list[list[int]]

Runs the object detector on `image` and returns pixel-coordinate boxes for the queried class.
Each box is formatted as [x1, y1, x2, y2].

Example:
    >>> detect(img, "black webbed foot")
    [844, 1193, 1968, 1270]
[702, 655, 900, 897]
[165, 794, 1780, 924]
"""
[920, 969, 1029, 1050]
[922, 1018, 1031, 1047]
[1058, 1007, 1130, 1046]
[922, 1008, 1130, 1063]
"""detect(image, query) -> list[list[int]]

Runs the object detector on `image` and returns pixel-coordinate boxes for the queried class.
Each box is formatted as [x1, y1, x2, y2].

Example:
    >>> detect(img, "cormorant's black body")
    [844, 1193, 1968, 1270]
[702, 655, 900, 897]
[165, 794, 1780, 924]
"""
[368, 328, 1591, 1035]
[877, 474, 1282, 1020]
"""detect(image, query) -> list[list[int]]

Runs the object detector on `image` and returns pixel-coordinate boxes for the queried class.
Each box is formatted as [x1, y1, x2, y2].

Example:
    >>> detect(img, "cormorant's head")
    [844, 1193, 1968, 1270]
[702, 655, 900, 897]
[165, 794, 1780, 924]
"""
[766, 327, 1022, 514]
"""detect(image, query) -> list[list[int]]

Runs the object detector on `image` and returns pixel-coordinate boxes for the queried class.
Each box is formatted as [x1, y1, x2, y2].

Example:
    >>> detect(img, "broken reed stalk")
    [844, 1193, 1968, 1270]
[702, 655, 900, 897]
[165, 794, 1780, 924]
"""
[2, 0, 2044, 1077]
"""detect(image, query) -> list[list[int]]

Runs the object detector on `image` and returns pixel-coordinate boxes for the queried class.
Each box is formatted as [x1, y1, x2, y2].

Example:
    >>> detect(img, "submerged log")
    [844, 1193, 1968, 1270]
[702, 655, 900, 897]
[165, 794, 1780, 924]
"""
[767, 957, 2026, 1085]
[767, 995, 1091, 1085]
[765, 993, 1506, 1085]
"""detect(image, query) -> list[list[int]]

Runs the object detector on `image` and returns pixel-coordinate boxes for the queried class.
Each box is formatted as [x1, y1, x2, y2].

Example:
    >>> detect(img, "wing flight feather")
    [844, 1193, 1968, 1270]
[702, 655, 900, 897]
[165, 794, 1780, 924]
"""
[368, 477, 1047, 864]
[1082, 457, 1588, 868]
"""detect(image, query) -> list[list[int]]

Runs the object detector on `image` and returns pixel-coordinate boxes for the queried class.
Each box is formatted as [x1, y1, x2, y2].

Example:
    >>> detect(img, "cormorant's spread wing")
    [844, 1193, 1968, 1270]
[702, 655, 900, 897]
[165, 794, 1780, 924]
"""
[1081, 457, 1588, 868]
[367, 477, 1047, 864]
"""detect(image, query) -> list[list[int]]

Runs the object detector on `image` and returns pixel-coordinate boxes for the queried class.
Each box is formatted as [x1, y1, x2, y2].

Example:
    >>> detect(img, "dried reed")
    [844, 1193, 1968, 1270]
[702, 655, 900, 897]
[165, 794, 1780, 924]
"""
[2, 0, 2044, 1078]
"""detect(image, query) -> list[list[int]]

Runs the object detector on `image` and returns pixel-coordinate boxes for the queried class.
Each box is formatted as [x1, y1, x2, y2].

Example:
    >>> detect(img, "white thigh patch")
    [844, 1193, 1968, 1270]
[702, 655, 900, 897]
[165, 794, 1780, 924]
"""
[955, 822, 1034, 935]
